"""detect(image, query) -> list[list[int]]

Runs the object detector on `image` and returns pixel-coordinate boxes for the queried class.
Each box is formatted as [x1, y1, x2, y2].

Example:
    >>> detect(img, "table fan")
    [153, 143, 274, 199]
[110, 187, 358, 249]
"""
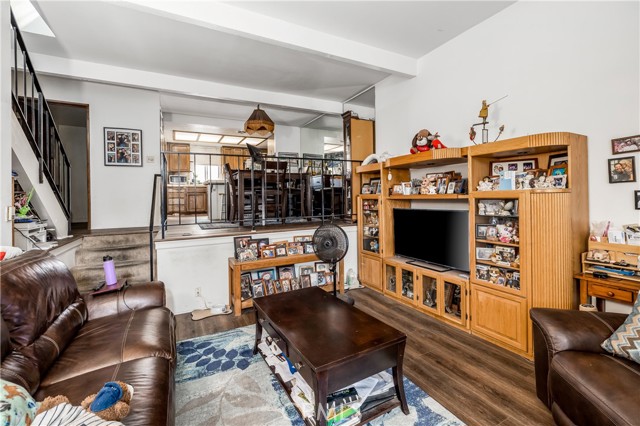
[312, 223, 353, 304]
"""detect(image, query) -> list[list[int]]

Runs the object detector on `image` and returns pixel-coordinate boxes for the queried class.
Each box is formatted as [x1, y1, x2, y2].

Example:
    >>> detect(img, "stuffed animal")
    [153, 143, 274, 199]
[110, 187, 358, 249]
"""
[36, 381, 133, 422]
[410, 129, 447, 154]
[81, 381, 133, 421]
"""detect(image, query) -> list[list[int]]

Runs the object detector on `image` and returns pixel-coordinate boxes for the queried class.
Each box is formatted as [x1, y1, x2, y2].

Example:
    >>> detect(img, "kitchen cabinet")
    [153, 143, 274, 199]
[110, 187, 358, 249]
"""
[167, 143, 190, 173]
[167, 185, 207, 215]
[221, 146, 249, 170]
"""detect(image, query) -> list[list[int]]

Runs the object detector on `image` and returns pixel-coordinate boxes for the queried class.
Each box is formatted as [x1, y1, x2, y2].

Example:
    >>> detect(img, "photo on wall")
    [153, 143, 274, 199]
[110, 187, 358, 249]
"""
[104, 127, 142, 166]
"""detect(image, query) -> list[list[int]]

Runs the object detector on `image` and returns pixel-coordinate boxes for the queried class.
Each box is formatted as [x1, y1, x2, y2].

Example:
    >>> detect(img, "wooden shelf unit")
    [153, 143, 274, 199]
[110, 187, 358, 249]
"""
[355, 132, 589, 358]
[228, 254, 345, 316]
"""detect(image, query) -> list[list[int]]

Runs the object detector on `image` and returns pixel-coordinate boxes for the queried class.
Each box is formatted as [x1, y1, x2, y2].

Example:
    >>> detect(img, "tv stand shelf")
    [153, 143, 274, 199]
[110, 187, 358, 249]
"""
[356, 132, 589, 358]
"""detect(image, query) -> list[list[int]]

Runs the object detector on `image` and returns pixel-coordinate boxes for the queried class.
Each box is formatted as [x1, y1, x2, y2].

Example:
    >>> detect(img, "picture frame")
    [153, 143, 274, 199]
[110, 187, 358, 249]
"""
[273, 280, 283, 293]
[277, 265, 295, 280]
[608, 157, 636, 183]
[392, 184, 403, 195]
[548, 153, 569, 167]
[490, 158, 538, 175]
[275, 243, 288, 257]
[260, 245, 276, 258]
[454, 178, 468, 194]
[251, 281, 265, 298]
[476, 225, 489, 239]
[281, 279, 291, 292]
[317, 273, 327, 286]
[257, 268, 277, 281]
[240, 273, 253, 300]
[549, 164, 567, 176]
[361, 183, 371, 194]
[309, 272, 319, 287]
[233, 236, 252, 259]
[495, 246, 516, 265]
[299, 265, 314, 276]
[237, 247, 257, 262]
[104, 127, 142, 166]
[611, 135, 640, 155]
[635, 190, 640, 210]
[287, 242, 304, 255]
[476, 247, 495, 261]
[315, 262, 331, 273]
[300, 274, 311, 288]
[264, 280, 276, 295]
[293, 235, 312, 242]
[446, 181, 456, 194]
[401, 182, 412, 195]
[304, 242, 315, 254]
[325, 272, 334, 285]
[370, 178, 381, 194]
[252, 238, 270, 257]
[291, 277, 301, 290]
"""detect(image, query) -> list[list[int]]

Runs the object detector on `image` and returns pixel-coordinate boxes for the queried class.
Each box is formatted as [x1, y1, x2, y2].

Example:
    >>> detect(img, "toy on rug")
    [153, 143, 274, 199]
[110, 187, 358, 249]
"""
[410, 129, 447, 154]
[36, 381, 133, 422]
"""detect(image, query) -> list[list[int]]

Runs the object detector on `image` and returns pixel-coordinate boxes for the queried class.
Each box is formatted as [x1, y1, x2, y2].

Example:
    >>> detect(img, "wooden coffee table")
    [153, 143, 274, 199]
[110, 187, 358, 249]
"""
[252, 287, 409, 426]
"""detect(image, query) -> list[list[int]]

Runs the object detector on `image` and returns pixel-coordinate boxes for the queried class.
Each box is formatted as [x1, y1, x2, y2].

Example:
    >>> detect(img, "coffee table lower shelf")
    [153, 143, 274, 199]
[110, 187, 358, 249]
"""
[256, 346, 402, 426]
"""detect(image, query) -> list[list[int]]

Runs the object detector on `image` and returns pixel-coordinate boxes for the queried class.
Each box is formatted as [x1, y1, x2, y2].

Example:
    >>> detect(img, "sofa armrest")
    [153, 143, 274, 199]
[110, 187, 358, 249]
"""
[84, 281, 167, 321]
[529, 308, 627, 407]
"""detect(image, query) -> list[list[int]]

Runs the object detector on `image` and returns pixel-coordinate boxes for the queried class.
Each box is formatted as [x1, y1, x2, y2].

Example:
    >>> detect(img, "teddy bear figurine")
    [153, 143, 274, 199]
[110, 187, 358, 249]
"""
[81, 381, 133, 421]
[410, 129, 447, 154]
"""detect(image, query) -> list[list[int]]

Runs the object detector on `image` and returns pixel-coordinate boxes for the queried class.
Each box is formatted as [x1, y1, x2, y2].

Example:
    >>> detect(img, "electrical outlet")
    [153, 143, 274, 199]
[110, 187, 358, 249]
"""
[195, 287, 201, 297]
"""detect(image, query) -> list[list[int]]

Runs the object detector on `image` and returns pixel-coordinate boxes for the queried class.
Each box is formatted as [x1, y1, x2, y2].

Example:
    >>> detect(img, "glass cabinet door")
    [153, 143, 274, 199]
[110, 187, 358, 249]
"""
[443, 280, 465, 325]
[400, 268, 414, 301]
[362, 199, 380, 254]
[385, 264, 397, 293]
[421, 274, 438, 311]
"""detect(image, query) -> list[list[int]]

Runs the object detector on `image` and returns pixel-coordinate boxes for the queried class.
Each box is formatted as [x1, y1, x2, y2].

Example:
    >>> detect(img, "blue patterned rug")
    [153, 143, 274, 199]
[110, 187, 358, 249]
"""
[175, 326, 464, 426]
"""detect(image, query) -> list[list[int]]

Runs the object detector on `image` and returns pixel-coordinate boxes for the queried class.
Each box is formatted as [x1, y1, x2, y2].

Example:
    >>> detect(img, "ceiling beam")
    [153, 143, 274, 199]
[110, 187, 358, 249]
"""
[29, 53, 345, 115]
[121, 1, 417, 78]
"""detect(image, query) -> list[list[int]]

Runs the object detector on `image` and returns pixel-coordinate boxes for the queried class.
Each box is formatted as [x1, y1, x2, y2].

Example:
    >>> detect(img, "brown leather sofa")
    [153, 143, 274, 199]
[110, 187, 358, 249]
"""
[530, 308, 639, 426]
[1, 251, 176, 425]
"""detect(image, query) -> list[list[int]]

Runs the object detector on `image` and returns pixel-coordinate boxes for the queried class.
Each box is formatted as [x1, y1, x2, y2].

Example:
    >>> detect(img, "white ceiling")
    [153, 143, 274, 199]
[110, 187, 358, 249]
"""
[23, 1, 515, 130]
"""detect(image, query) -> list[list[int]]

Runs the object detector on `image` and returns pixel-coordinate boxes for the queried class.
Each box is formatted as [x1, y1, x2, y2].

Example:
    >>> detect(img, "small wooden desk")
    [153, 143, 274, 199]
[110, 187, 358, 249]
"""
[252, 287, 409, 426]
[228, 254, 344, 316]
[575, 273, 640, 311]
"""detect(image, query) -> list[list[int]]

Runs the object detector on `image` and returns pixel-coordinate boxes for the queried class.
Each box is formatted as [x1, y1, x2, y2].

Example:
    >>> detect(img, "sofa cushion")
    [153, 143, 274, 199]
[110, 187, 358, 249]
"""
[0, 378, 38, 426]
[41, 307, 175, 386]
[550, 351, 640, 426]
[602, 294, 640, 364]
[34, 357, 175, 426]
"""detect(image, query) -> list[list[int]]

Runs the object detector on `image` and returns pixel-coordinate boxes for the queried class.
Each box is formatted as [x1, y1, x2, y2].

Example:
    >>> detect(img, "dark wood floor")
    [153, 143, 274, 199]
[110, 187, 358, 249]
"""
[175, 287, 554, 426]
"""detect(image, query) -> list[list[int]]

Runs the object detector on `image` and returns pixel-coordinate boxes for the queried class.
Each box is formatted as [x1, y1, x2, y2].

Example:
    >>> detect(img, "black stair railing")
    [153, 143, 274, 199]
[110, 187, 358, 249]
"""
[10, 11, 71, 220]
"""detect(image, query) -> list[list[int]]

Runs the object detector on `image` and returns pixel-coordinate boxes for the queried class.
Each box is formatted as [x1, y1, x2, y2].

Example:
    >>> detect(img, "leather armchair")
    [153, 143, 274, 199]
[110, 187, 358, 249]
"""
[530, 308, 639, 426]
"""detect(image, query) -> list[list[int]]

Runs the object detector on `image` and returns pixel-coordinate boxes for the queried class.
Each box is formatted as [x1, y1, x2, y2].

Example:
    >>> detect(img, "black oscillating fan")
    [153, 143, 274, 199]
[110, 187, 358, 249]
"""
[312, 223, 350, 302]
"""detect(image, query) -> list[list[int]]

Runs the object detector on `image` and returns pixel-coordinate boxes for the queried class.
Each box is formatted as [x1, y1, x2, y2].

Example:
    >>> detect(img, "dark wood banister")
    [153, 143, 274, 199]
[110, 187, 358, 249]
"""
[10, 10, 71, 223]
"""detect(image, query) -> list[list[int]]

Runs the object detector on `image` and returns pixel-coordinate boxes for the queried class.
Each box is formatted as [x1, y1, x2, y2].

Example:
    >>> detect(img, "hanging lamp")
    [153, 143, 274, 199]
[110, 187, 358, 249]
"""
[244, 104, 275, 136]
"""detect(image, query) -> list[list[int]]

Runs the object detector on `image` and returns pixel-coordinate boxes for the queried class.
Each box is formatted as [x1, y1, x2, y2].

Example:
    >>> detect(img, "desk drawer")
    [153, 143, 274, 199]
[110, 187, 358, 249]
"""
[259, 318, 288, 355]
[589, 283, 635, 303]
[286, 346, 314, 389]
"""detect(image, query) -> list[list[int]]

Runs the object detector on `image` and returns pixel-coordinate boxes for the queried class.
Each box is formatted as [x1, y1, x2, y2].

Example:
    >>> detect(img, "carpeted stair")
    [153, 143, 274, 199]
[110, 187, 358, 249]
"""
[71, 232, 153, 293]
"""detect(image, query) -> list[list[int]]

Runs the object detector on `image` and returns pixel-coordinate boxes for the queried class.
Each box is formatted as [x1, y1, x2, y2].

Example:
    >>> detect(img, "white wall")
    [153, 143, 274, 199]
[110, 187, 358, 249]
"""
[58, 125, 88, 223]
[275, 124, 301, 154]
[300, 128, 342, 156]
[37, 76, 161, 229]
[156, 226, 358, 314]
[376, 1, 640, 226]
[0, 2, 12, 245]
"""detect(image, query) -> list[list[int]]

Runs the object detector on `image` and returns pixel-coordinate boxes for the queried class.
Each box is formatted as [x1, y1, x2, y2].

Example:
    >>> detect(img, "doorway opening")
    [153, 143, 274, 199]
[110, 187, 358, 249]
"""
[49, 102, 90, 232]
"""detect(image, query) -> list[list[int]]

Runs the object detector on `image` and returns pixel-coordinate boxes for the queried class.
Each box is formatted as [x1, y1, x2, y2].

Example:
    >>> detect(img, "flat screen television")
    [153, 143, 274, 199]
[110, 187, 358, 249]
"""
[393, 208, 469, 272]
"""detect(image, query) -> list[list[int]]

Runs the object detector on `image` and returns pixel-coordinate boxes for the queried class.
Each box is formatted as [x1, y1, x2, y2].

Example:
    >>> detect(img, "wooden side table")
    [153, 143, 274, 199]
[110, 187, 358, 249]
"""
[575, 273, 640, 311]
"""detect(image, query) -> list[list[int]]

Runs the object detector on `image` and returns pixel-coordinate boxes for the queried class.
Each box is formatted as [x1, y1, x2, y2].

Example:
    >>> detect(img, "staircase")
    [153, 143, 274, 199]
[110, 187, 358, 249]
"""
[71, 232, 153, 292]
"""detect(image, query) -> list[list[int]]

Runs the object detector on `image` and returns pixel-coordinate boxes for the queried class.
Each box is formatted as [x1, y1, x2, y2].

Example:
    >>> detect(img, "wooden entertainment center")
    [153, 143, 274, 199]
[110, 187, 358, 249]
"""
[356, 132, 589, 358]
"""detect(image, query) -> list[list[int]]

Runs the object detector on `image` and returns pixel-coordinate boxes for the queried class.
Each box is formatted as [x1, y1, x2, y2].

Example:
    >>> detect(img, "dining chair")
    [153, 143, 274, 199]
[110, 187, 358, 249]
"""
[223, 163, 257, 223]
[260, 161, 288, 222]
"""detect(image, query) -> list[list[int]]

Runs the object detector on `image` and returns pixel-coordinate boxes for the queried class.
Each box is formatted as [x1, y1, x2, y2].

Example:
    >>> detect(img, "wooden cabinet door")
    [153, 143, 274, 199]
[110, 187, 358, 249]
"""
[167, 143, 190, 172]
[359, 253, 382, 291]
[470, 284, 528, 352]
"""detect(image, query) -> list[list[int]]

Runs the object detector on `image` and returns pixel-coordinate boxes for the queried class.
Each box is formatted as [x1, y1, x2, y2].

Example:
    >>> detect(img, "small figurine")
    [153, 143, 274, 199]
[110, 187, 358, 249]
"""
[410, 129, 447, 154]
[370, 240, 379, 253]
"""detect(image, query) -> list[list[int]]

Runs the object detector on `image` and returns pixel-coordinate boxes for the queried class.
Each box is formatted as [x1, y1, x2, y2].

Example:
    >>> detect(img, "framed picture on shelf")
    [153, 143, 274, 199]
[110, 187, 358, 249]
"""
[315, 262, 331, 272]
[304, 242, 315, 254]
[260, 245, 276, 258]
[240, 273, 253, 300]
[401, 182, 412, 195]
[309, 272, 319, 287]
[104, 127, 142, 167]
[490, 158, 538, 176]
[317, 274, 327, 286]
[635, 190, 640, 210]
[251, 281, 265, 298]
[361, 184, 371, 194]
[446, 181, 456, 194]
[287, 242, 304, 256]
[476, 247, 495, 261]
[325, 272, 334, 285]
[251, 238, 270, 256]
[291, 277, 301, 290]
[257, 268, 277, 281]
[281, 279, 291, 292]
[370, 178, 381, 194]
[277, 265, 295, 280]
[548, 153, 568, 167]
[275, 243, 288, 257]
[608, 157, 636, 183]
[476, 225, 489, 239]
[233, 236, 252, 259]
[299, 265, 314, 276]
[237, 247, 257, 262]
[611, 135, 640, 155]
[549, 164, 567, 176]
[293, 235, 312, 242]
[264, 280, 276, 295]
[273, 280, 283, 293]
[300, 274, 311, 288]
[392, 184, 403, 195]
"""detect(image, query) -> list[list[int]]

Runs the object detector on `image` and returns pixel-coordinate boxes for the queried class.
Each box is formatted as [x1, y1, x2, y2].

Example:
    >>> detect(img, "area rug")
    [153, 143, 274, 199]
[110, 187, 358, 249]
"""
[175, 326, 465, 426]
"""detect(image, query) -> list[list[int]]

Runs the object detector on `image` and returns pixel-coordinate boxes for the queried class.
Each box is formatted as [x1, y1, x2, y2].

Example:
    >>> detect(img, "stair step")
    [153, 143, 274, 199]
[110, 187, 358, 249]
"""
[75, 243, 149, 265]
[80, 233, 150, 249]
[72, 260, 151, 293]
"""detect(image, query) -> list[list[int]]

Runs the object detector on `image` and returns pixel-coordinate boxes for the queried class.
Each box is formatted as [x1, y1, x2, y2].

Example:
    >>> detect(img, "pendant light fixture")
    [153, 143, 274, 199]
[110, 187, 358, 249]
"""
[244, 104, 275, 136]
